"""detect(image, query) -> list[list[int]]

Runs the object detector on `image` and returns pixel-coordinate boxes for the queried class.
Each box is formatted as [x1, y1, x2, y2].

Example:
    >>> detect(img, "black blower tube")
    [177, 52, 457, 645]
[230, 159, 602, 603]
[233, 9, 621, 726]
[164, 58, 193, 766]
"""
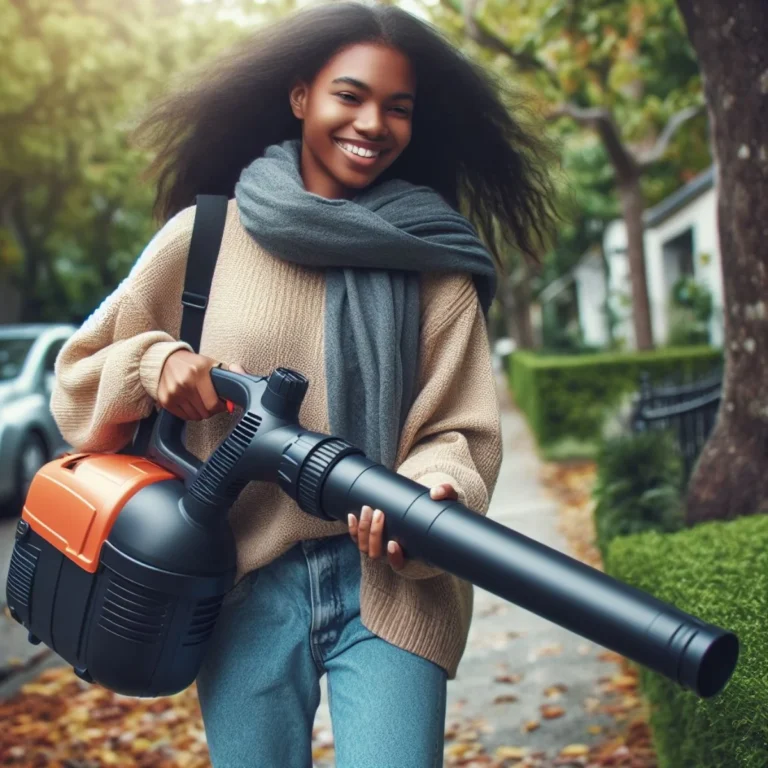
[312, 452, 738, 698]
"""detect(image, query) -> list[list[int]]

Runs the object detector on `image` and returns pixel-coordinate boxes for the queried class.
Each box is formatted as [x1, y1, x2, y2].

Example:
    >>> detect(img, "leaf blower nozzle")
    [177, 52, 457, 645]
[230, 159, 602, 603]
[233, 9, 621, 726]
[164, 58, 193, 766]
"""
[6, 367, 739, 698]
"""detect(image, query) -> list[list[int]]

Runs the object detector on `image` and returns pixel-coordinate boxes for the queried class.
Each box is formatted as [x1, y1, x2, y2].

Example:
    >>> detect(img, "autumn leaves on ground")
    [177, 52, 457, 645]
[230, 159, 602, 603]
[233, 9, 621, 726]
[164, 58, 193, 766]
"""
[0, 462, 657, 768]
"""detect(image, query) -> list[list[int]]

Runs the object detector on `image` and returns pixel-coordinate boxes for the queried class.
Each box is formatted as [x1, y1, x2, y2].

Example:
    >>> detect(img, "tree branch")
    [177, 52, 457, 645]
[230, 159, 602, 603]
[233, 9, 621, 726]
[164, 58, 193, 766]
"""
[439, 0, 561, 89]
[634, 104, 706, 168]
[546, 103, 639, 181]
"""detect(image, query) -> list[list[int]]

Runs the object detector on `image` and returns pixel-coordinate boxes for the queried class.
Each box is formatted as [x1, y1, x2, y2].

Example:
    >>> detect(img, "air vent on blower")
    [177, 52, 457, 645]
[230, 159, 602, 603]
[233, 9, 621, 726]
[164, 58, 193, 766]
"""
[6, 539, 40, 610]
[183, 595, 224, 646]
[97, 574, 169, 644]
[189, 412, 262, 506]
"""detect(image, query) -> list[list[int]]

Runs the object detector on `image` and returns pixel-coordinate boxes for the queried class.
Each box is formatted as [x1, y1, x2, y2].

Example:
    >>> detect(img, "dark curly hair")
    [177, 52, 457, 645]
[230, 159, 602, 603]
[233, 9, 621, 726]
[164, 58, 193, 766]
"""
[131, 0, 560, 277]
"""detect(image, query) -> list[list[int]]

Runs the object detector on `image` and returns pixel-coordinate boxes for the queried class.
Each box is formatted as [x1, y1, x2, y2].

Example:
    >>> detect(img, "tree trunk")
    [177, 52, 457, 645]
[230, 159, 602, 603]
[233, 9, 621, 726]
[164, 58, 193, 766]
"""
[506, 269, 535, 349]
[8, 198, 43, 322]
[676, 0, 768, 524]
[617, 176, 654, 350]
[599, 246, 616, 347]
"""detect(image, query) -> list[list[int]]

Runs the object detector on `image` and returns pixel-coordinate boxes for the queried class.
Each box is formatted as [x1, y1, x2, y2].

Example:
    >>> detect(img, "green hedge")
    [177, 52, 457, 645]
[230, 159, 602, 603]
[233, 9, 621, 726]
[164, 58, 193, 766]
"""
[606, 515, 768, 767]
[507, 346, 722, 459]
[592, 429, 685, 559]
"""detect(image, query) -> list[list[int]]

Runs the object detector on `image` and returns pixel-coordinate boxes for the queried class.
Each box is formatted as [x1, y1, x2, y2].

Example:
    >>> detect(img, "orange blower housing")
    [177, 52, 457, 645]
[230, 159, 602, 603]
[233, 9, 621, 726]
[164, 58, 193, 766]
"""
[7, 450, 237, 697]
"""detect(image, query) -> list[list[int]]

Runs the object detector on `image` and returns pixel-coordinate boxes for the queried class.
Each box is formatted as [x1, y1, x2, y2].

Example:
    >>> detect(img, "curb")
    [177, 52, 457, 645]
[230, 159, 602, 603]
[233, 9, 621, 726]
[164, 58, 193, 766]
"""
[0, 649, 64, 701]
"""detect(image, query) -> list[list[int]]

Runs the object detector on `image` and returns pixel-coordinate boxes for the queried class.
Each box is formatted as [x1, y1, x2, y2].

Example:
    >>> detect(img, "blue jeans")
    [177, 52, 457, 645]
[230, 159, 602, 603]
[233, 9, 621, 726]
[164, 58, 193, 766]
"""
[196, 534, 448, 768]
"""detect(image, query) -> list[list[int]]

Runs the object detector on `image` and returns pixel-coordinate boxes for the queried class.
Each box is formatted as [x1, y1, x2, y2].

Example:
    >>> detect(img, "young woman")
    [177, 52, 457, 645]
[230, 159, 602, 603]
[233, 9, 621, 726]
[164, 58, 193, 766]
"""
[50, 2, 558, 765]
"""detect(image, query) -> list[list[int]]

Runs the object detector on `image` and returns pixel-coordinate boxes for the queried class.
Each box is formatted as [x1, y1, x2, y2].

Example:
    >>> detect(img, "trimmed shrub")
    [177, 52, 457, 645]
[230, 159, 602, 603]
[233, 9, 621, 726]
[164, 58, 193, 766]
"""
[507, 346, 721, 459]
[592, 430, 685, 559]
[606, 515, 768, 767]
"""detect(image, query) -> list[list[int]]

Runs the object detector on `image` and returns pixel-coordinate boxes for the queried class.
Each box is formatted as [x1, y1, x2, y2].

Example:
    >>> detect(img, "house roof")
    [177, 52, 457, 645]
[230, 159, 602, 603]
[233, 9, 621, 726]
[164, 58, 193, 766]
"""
[643, 165, 715, 228]
[538, 247, 601, 304]
[538, 271, 573, 304]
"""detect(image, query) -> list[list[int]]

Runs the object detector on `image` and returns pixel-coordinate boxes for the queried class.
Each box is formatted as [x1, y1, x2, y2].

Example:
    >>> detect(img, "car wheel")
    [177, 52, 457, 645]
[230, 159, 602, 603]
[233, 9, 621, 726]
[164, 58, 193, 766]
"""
[9, 432, 48, 515]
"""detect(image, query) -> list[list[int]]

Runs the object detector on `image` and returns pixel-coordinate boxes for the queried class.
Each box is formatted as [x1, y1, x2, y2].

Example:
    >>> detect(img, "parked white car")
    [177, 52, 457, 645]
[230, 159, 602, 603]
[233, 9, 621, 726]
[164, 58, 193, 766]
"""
[0, 324, 77, 515]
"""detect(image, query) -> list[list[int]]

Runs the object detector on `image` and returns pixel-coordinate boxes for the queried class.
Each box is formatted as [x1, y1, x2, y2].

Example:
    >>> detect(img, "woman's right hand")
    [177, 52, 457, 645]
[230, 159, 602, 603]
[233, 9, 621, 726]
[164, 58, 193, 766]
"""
[157, 349, 246, 421]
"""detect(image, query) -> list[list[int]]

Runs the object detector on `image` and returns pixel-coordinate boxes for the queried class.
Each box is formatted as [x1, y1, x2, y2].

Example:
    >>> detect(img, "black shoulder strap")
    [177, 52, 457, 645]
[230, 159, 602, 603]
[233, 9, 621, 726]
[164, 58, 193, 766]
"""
[123, 194, 228, 455]
[179, 194, 229, 350]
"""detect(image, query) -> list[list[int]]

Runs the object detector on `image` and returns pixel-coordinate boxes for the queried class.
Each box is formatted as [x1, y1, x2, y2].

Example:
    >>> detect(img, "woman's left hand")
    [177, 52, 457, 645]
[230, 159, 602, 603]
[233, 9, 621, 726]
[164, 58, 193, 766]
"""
[348, 483, 460, 571]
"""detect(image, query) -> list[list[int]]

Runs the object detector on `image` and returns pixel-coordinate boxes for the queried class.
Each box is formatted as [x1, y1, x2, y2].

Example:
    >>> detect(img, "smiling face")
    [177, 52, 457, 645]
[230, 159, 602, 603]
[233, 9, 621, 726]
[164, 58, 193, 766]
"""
[289, 43, 416, 200]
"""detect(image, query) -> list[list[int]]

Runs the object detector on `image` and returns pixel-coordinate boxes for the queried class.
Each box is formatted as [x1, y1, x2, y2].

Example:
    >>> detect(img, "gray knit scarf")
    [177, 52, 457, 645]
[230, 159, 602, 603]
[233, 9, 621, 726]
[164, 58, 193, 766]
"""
[234, 138, 497, 470]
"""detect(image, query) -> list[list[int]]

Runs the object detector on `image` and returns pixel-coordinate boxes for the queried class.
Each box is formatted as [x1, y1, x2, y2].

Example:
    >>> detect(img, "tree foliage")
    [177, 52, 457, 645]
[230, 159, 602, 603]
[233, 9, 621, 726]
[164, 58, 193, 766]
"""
[425, 0, 711, 348]
[0, 0, 247, 321]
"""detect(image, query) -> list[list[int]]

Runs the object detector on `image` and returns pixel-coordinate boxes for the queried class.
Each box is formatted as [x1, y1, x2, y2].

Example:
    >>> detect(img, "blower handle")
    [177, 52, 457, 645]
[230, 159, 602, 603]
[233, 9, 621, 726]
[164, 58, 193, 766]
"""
[147, 367, 265, 485]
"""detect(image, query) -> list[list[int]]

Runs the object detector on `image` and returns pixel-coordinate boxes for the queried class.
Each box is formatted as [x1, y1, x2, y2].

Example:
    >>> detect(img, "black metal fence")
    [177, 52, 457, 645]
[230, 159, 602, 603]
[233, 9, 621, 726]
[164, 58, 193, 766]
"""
[630, 369, 723, 480]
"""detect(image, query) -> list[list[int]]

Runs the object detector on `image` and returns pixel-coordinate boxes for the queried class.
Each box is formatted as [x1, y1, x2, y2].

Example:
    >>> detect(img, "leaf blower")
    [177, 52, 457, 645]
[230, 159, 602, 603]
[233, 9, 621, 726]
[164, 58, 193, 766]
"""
[4, 197, 739, 700]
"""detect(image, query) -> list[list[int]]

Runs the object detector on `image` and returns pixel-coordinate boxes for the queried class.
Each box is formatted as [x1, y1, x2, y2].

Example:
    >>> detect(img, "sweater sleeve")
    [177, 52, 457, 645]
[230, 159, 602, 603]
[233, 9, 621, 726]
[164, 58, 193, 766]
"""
[50, 208, 197, 454]
[393, 275, 503, 580]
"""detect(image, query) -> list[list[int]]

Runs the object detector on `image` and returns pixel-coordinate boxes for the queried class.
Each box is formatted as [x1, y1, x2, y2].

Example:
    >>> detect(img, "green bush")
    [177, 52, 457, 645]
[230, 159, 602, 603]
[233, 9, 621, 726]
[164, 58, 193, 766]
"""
[667, 277, 713, 346]
[606, 515, 768, 767]
[592, 430, 685, 559]
[667, 305, 711, 346]
[507, 346, 722, 459]
[672, 276, 714, 322]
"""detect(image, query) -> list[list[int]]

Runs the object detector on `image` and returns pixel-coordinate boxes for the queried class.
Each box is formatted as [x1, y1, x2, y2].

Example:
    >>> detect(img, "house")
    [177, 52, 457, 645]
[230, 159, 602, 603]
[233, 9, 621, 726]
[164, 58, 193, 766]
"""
[556, 166, 724, 349]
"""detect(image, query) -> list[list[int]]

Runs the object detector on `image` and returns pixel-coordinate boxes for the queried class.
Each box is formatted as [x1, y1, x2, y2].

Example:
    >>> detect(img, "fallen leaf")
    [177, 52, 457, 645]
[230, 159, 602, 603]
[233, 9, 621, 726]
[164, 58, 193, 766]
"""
[540, 705, 566, 719]
[583, 697, 601, 714]
[559, 744, 589, 757]
[602, 703, 632, 716]
[536, 643, 563, 658]
[478, 603, 508, 618]
[446, 742, 475, 758]
[472, 718, 494, 735]
[494, 673, 522, 684]
[312, 745, 335, 761]
[495, 746, 526, 760]
[543, 683, 569, 698]
[522, 720, 540, 733]
[586, 725, 603, 735]
[493, 695, 519, 705]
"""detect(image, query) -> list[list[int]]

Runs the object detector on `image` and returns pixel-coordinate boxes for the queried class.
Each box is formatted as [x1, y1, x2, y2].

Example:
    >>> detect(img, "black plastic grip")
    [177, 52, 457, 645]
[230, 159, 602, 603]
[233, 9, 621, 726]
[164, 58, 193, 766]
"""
[209, 366, 261, 410]
[145, 367, 267, 486]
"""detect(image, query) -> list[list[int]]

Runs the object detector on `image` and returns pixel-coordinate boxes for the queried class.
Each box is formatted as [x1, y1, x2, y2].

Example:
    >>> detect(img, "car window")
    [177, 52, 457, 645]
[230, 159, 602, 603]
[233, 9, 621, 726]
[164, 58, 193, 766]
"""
[0, 338, 36, 381]
[43, 339, 66, 372]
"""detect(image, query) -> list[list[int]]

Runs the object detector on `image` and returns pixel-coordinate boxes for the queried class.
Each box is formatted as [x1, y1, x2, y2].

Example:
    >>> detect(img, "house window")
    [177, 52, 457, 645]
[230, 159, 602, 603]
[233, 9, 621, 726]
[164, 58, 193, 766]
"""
[662, 228, 695, 278]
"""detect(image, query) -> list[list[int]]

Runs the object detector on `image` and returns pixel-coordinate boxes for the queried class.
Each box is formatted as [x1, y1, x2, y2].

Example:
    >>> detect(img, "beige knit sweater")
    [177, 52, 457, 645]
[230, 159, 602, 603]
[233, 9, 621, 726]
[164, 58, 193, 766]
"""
[50, 198, 503, 679]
